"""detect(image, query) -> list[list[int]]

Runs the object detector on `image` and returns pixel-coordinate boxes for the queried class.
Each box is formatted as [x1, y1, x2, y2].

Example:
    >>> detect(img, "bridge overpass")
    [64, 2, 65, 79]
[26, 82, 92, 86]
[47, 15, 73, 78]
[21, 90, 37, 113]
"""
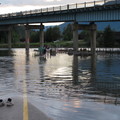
[0, 0, 120, 54]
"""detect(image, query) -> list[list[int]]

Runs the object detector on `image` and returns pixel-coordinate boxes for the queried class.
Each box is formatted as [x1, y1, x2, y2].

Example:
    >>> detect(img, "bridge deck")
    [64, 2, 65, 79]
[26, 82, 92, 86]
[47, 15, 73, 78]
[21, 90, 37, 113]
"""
[0, 0, 120, 25]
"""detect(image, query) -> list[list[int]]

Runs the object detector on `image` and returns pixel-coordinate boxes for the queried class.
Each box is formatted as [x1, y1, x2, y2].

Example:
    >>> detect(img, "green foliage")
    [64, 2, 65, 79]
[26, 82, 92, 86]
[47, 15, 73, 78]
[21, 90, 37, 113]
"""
[80, 30, 90, 46]
[45, 27, 53, 42]
[16, 26, 25, 41]
[1, 23, 120, 48]
[45, 26, 61, 42]
[62, 24, 73, 41]
[0, 26, 25, 44]
[79, 26, 118, 48]
[12, 27, 20, 44]
[30, 31, 39, 43]
[0, 31, 8, 43]
[103, 25, 114, 47]
[96, 31, 104, 47]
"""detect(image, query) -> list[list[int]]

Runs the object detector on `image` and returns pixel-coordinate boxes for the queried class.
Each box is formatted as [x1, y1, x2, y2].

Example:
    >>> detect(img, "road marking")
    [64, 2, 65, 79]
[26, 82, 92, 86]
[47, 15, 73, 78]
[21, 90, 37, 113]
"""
[23, 79, 29, 120]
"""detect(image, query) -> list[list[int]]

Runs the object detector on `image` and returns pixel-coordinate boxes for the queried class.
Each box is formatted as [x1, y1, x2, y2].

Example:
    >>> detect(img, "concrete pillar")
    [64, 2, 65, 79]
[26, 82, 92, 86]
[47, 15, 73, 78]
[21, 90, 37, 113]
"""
[8, 26, 12, 50]
[72, 22, 78, 53]
[39, 23, 44, 47]
[89, 24, 97, 82]
[90, 24, 97, 55]
[25, 24, 30, 52]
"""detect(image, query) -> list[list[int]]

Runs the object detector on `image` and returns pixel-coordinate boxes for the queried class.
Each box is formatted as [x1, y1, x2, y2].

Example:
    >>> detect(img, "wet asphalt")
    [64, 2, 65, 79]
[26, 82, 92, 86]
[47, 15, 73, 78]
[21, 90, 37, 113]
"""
[0, 97, 53, 120]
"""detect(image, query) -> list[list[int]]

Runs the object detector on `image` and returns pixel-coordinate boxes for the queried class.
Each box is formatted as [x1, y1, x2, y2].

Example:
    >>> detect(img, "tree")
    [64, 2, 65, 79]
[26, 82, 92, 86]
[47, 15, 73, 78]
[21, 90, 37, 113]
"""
[62, 24, 73, 41]
[12, 26, 20, 44]
[0, 31, 7, 43]
[30, 30, 39, 43]
[103, 25, 114, 47]
[79, 30, 90, 46]
[0, 26, 25, 44]
[45, 27, 52, 42]
[45, 26, 61, 42]
[96, 31, 104, 47]
[52, 26, 61, 41]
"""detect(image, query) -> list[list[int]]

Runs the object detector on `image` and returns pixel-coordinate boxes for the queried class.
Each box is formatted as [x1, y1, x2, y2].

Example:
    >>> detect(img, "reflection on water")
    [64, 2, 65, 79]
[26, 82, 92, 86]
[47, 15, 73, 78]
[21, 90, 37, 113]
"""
[0, 48, 120, 120]
[0, 49, 14, 56]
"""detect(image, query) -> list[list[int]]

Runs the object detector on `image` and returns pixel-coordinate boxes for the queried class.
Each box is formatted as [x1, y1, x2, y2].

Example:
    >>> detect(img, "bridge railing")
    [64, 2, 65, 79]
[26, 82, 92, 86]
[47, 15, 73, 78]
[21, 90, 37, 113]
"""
[61, 5, 68, 10]
[69, 4, 77, 9]
[42, 8, 48, 13]
[54, 6, 61, 11]
[0, 0, 119, 18]
[94, 0, 104, 6]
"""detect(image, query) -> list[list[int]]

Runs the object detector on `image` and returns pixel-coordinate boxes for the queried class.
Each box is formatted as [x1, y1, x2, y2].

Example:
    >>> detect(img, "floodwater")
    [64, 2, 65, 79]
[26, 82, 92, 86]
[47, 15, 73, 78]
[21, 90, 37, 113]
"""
[0, 48, 120, 120]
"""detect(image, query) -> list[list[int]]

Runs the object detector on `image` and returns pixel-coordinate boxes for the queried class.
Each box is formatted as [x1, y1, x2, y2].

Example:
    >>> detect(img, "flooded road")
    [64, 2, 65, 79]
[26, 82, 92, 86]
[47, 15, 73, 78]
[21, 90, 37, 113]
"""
[0, 48, 120, 120]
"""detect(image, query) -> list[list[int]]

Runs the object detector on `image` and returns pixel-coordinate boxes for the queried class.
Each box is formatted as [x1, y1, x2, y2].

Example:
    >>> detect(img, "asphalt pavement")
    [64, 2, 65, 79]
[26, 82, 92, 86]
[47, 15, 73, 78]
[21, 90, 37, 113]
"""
[0, 96, 53, 120]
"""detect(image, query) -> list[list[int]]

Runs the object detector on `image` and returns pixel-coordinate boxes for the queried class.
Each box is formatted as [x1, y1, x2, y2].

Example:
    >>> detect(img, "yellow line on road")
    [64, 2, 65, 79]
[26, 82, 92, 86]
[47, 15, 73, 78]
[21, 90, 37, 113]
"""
[23, 79, 29, 120]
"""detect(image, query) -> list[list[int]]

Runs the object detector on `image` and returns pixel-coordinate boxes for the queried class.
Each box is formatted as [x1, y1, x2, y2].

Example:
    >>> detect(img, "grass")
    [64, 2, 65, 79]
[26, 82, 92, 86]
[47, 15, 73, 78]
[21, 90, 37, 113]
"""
[0, 40, 88, 48]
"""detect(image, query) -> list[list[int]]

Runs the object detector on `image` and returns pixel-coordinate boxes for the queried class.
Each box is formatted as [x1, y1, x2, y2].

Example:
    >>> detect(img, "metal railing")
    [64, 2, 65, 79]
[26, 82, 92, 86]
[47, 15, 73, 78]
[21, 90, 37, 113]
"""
[0, 0, 119, 18]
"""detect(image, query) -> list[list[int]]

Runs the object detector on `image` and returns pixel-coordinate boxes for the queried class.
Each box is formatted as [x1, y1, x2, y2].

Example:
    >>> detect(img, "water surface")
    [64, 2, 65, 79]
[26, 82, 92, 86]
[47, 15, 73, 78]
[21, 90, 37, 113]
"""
[0, 48, 120, 120]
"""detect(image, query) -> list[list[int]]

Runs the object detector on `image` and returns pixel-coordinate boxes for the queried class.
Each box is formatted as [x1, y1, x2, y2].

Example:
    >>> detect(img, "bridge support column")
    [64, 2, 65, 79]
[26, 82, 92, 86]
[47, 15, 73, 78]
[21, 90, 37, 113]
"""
[25, 24, 30, 52]
[72, 22, 78, 53]
[8, 26, 12, 50]
[90, 24, 97, 55]
[39, 23, 44, 47]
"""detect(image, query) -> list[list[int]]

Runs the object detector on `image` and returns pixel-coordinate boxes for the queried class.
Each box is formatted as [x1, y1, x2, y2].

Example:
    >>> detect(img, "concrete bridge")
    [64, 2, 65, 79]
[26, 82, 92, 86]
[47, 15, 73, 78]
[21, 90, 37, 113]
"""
[0, 0, 120, 54]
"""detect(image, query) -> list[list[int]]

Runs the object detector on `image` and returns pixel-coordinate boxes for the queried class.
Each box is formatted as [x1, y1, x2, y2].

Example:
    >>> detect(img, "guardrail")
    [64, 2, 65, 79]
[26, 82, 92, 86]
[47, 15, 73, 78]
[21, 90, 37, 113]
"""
[0, 0, 119, 18]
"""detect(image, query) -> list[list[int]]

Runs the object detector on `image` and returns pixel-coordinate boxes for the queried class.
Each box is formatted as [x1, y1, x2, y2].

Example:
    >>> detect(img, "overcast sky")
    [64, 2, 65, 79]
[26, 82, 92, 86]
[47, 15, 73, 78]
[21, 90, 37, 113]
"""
[0, 0, 93, 14]
[1, 0, 91, 6]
